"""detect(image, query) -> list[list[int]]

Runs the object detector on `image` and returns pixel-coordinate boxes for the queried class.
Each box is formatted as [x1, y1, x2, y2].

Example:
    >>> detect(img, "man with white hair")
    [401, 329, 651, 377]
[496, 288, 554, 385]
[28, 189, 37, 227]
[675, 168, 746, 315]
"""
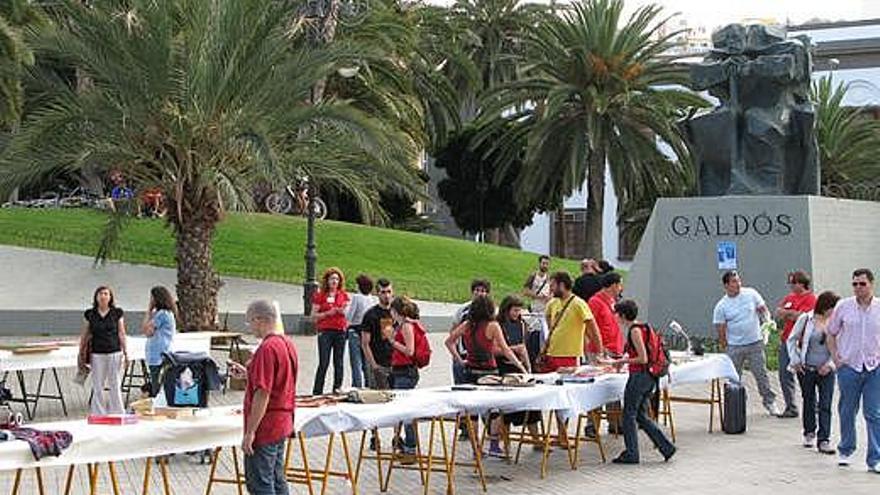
[229, 300, 298, 495]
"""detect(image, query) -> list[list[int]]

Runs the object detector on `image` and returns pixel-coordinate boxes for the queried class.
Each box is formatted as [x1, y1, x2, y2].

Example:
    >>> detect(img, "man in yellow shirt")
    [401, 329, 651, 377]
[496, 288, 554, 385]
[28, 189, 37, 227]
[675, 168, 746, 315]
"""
[543, 272, 603, 372]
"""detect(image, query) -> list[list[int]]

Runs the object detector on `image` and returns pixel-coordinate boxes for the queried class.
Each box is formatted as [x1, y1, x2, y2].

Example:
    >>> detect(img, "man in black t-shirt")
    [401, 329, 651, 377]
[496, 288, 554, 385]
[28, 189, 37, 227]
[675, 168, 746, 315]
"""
[573, 259, 603, 302]
[360, 278, 395, 390]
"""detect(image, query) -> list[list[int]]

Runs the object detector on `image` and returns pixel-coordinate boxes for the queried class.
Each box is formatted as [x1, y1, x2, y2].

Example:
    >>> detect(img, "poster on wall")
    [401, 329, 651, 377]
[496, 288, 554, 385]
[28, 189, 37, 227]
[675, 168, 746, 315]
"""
[717, 241, 737, 270]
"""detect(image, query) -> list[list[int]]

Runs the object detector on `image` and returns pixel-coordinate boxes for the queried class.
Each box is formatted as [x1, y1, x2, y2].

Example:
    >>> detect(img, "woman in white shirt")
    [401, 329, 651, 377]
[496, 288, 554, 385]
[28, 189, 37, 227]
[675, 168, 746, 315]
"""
[345, 275, 376, 388]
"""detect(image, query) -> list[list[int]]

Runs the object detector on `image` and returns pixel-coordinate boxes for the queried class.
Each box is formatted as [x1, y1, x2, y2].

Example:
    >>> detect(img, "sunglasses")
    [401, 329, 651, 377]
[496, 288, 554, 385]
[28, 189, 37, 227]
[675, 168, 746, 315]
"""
[852, 281, 869, 287]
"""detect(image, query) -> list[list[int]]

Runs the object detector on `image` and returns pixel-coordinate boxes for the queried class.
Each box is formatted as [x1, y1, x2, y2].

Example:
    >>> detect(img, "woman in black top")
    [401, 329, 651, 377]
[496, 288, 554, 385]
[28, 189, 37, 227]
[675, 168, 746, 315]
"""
[79, 286, 128, 415]
[496, 295, 532, 375]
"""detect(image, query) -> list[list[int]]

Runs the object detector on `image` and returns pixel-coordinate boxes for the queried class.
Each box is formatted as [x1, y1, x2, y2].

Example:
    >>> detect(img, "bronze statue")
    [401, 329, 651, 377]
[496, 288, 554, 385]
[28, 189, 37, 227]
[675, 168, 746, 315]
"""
[683, 24, 820, 196]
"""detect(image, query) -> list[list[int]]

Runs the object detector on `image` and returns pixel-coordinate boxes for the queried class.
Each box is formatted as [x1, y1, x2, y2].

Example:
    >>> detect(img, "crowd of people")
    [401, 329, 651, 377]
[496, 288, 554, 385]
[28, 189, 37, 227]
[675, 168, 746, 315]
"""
[73, 259, 880, 494]
[711, 268, 880, 472]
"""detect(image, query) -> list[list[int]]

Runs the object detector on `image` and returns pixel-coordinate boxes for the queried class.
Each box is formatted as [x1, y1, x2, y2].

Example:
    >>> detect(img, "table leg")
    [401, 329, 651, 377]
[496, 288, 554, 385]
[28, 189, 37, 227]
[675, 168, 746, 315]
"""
[158, 455, 172, 495]
[231, 447, 244, 495]
[463, 414, 487, 492]
[31, 369, 47, 419]
[340, 433, 358, 495]
[319, 433, 335, 495]
[108, 462, 120, 495]
[421, 419, 434, 495]
[88, 463, 99, 495]
[11, 469, 21, 495]
[15, 371, 32, 420]
[143, 457, 153, 495]
[34, 467, 45, 495]
[51, 368, 68, 417]
[64, 465, 75, 495]
[298, 432, 316, 495]
[439, 417, 452, 495]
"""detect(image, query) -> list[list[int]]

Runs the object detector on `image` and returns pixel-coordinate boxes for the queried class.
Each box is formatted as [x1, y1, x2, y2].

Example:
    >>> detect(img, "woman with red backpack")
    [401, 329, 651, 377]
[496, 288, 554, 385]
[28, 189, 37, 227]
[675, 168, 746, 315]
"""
[389, 296, 429, 458]
[601, 299, 676, 464]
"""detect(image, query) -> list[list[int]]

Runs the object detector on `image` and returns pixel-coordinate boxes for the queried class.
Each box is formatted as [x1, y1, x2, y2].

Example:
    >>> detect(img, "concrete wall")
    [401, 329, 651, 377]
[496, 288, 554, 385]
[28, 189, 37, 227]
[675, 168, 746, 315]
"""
[627, 196, 880, 337]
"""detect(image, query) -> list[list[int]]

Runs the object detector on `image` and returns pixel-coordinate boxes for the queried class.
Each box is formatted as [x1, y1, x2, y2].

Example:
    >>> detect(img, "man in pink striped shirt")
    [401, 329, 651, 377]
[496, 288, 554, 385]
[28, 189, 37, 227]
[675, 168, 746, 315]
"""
[827, 268, 880, 472]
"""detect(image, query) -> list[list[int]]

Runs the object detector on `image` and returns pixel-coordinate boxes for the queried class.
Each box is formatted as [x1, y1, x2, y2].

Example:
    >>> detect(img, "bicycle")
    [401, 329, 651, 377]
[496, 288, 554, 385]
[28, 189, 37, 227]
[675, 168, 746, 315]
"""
[264, 180, 327, 219]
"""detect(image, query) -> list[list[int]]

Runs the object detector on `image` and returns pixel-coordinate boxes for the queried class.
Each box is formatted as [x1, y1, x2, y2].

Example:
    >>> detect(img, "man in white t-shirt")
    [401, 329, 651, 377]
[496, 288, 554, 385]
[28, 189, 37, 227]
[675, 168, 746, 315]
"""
[713, 270, 781, 416]
[523, 255, 552, 337]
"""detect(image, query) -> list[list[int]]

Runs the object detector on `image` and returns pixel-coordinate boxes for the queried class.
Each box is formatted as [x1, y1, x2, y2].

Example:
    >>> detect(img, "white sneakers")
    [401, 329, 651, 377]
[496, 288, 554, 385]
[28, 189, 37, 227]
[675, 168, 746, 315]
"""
[838, 453, 852, 466]
[869, 462, 880, 474]
[803, 433, 816, 448]
[765, 403, 782, 417]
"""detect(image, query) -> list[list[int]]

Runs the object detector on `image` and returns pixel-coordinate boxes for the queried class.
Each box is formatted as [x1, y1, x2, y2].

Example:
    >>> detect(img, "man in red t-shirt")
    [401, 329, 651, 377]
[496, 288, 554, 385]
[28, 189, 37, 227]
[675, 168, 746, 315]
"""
[587, 272, 625, 357]
[775, 271, 817, 418]
[587, 272, 625, 436]
[229, 300, 298, 495]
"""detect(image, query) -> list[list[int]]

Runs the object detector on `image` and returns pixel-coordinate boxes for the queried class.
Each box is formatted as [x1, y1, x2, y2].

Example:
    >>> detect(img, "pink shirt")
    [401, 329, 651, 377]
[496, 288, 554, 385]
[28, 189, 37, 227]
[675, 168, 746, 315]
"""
[827, 296, 880, 372]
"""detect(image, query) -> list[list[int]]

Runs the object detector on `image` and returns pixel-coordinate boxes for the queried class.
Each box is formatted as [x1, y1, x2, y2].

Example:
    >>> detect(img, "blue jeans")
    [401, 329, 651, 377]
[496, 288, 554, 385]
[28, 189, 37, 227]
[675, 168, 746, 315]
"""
[837, 365, 880, 467]
[347, 327, 367, 388]
[797, 368, 835, 443]
[621, 371, 674, 461]
[313, 331, 346, 395]
[244, 439, 288, 495]
[391, 366, 419, 449]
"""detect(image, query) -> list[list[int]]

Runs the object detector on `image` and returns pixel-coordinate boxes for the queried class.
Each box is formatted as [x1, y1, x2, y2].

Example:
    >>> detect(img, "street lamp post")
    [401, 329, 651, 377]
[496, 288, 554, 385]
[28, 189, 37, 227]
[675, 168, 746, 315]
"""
[302, 180, 319, 334]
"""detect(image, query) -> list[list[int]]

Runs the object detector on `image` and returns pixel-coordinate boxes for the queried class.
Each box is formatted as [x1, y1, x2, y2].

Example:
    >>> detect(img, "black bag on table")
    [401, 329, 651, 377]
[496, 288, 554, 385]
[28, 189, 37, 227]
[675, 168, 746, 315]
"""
[722, 382, 747, 434]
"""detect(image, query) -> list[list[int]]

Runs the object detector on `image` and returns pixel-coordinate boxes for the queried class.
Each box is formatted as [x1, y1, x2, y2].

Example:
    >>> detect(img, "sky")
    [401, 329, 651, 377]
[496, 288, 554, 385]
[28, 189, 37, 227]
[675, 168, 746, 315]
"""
[426, 0, 880, 29]
[625, 0, 880, 28]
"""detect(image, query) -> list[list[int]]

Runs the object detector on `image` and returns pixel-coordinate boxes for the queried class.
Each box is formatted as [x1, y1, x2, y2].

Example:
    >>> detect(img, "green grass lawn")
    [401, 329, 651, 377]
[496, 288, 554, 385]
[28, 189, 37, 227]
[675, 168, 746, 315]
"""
[0, 208, 580, 303]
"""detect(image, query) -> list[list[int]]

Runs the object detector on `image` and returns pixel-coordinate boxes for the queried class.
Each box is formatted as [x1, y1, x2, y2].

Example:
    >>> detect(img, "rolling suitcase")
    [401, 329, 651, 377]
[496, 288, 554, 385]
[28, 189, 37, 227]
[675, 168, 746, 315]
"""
[722, 382, 747, 434]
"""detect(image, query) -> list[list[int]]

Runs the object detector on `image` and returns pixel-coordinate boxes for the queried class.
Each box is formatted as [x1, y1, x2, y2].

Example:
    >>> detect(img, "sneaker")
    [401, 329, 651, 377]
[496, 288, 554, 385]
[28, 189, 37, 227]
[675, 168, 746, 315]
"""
[817, 441, 836, 455]
[765, 404, 782, 417]
[803, 433, 816, 448]
[458, 429, 470, 442]
[869, 463, 880, 474]
[369, 436, 377, 452]
[611, 453, 639, 465]
[583, 425, 597, 440]
[778, 409, 798, 419]
[487, 442, 506, 459]
[661, 445, 677, 462]
[838, 453, 852, 466]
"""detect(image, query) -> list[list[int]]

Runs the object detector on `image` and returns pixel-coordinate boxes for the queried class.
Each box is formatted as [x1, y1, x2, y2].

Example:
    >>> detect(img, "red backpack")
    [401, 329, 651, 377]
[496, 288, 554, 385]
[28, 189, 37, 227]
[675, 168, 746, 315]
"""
[411, 320, 432, 369]
[628, 323, 670, 378]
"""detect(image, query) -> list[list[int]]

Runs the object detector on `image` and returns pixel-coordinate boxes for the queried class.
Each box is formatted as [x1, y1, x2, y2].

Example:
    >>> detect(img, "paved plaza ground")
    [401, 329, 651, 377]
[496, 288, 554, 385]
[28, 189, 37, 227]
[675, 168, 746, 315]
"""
[0, 333, 878, 495]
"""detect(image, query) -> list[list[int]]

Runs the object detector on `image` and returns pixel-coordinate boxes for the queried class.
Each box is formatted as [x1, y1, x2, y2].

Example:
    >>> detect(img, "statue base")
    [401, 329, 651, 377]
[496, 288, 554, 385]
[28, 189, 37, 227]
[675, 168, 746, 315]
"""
[627, 195, 880, 336]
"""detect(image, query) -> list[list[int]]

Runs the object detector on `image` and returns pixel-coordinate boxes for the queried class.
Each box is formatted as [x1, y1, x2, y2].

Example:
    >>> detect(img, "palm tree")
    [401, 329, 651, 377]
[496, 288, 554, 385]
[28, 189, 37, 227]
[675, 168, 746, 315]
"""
[0, 0, 420, 330]
[480, 0, 704, 258]
[0, 0, 46, 129]
[813, 75, 880, 187]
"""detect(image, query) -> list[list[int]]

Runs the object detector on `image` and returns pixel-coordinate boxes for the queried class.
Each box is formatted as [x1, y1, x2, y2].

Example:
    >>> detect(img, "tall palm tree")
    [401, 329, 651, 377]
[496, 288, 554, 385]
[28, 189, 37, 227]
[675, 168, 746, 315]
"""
[0, 0, 420, 330]
[480, 0, 704, 258]
[0, 0, 46, 129]
[813, 75, 880, 186]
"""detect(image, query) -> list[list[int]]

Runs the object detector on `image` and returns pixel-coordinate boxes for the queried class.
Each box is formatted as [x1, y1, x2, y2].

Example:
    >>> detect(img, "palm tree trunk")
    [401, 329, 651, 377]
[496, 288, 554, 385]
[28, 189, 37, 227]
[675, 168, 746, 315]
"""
[584, 149, 605, 259]
[175, 219, 222, 332]
[556, 203, 566, 257]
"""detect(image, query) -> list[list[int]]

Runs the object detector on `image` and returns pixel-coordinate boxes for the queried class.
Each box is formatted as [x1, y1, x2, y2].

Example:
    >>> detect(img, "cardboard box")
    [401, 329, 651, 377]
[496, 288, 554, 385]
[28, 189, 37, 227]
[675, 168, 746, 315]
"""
[228, 348, 253, 391]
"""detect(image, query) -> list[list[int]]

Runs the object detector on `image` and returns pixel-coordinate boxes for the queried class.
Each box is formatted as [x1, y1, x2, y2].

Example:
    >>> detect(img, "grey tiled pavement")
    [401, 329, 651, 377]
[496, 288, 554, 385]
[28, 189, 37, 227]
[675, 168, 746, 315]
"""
[1, 333, 878, 494]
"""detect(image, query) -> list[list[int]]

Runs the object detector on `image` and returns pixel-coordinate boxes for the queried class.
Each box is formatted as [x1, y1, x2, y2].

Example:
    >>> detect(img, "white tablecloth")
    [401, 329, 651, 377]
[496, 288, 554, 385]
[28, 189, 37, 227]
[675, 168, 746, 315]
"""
[0, 354, 739, 470]
[0, 334, 213, 373]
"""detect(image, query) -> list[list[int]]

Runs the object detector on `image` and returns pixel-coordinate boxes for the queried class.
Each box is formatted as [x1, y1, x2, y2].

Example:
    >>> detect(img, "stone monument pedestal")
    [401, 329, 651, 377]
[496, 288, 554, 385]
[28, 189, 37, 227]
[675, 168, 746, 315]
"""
[627, 195, 880, 336]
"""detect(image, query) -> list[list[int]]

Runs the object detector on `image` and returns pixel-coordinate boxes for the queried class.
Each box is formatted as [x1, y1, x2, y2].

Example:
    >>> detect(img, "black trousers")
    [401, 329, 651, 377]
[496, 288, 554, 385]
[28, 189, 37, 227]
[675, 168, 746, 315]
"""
[313, 331, 346, 395]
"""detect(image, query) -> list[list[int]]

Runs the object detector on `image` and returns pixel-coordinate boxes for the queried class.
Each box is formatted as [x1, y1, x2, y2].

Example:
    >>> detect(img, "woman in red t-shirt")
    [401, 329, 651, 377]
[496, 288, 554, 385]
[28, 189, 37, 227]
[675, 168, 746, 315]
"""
[601, 299, 675, 464]
[388, 296, 423, 456]
[311, 268, 350, 395]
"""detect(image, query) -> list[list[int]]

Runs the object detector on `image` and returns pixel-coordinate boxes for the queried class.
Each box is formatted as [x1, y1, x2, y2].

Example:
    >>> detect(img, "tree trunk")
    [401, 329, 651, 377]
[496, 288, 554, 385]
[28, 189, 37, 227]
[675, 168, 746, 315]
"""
[584, 149, 606, 259]
[556, 203, 567, 258]
[499, 224, 520, 248]
[309, 0, 340, 103]
[174, 218, 222, 332]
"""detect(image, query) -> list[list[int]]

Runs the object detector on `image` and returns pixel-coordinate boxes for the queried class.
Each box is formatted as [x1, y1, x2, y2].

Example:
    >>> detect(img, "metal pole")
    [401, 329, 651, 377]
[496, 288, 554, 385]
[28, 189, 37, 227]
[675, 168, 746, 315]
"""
[302, 181, 319, 333]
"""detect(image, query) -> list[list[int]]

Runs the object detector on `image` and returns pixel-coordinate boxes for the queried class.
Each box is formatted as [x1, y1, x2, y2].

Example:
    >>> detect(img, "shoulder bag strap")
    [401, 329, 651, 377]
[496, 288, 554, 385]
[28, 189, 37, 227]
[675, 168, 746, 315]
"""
[540, 296, 576, 357]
